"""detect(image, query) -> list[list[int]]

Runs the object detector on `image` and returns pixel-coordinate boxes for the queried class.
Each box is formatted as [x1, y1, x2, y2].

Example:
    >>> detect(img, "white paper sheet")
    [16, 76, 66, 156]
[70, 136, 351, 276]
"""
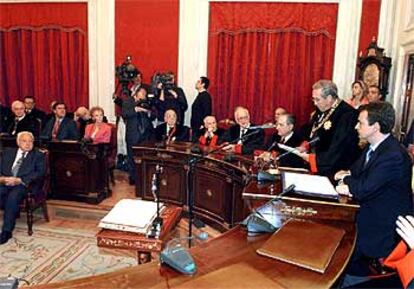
[282, 172, 338, 198]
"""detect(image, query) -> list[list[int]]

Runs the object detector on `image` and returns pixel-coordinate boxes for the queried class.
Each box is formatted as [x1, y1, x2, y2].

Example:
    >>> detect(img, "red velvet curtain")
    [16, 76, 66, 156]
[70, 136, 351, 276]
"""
[0, 3, 88, 112]
[208, 3, 338, 126]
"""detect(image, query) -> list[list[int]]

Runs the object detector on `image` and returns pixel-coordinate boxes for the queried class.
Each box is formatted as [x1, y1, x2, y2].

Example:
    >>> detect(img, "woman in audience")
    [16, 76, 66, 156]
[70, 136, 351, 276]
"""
[84, 106, 112, 144]
[347, 80, 369, 109]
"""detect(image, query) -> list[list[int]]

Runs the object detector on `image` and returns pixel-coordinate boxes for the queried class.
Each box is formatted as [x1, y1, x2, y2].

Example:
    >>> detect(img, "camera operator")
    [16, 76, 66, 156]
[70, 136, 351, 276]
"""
[122, 86, 154, 185]
[152, 71, 188, 125]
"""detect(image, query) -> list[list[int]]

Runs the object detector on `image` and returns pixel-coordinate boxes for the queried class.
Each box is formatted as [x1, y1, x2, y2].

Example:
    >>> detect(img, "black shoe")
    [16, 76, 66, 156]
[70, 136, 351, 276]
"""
[129, 178, 136, 186]
[0, 231, 12, 245]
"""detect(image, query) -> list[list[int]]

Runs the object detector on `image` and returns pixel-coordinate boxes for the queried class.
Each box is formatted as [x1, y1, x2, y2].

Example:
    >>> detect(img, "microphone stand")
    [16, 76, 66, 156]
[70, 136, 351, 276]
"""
[186, 129, 262, 247]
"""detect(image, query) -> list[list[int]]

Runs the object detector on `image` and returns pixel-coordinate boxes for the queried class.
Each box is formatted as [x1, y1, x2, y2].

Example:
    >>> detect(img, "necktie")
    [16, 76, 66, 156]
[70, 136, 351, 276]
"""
[12, 152, 26, 177]
[364, 148, 373, 167]
[280, 137, 285, 144]
[52, 119, 60, 139]
[12, 118, 19, 135]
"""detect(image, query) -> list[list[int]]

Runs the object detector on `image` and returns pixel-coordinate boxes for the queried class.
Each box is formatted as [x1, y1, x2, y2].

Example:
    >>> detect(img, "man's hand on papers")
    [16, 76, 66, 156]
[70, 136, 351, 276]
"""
[334, 170, 351, 181]
[396, 215, 414, 250]
[335, 184, 352, 197]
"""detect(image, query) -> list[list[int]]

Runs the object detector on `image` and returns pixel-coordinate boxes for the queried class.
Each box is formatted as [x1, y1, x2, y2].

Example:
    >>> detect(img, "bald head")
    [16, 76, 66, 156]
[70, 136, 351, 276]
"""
[12, 100, 25, 118]
[234, 107, 250, 128]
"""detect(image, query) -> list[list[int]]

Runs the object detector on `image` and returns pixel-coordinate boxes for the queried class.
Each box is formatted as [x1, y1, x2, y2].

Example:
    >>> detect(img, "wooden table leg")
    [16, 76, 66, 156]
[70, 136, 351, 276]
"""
[137, 251, 151, 264]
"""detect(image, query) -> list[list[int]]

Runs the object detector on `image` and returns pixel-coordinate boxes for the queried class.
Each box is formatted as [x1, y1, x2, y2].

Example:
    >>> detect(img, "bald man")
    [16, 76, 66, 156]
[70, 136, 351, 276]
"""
[6, 101, 39, 137]
[221, 107, 264, 155]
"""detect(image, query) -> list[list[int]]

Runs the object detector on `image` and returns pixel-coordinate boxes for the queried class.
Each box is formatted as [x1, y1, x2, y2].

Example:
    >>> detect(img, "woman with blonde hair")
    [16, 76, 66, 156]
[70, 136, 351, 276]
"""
[347, 80, 369, 109]
[84, 106, 112, 144]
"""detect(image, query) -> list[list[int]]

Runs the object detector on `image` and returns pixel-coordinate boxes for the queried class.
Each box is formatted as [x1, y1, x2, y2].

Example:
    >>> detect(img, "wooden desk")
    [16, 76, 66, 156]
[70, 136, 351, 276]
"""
[96, 206, 182, 264]
[133, 142, 253, 231]
[47, 141, 110, 204]
[31, 222, 356, 289]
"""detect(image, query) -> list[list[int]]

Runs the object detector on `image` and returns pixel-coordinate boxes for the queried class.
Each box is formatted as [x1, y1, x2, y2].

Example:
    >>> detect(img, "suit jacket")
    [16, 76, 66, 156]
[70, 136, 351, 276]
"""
[84, 123, 112, 144]
[221, 124, 265, 155]
[41, 116, 79, 141]
[26, 107, 46, 126]
[5, 114, 40, 138]
[304, 100, 360, 177]
[190, 90, 212, 131]
[122, 97, 154, 145]
[0, 105, 12, 133]
[266, 131, 306, 168]
[154, 87, 188, 124]
[344, 135, 413, 258]
[154, 123, 189, 142]
[0, 148, 46, 191]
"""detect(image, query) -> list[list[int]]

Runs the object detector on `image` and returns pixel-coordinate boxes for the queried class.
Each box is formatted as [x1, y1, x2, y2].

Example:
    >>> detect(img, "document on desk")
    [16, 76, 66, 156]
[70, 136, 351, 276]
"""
[99, 199, 164, 233]
[282, 171, 338, 199]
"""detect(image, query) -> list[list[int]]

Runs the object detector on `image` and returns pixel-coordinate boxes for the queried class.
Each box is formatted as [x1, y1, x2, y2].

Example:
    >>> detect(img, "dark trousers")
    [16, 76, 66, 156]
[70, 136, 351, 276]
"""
[0, 184, 26, 232]
[126, 140, 136, 182]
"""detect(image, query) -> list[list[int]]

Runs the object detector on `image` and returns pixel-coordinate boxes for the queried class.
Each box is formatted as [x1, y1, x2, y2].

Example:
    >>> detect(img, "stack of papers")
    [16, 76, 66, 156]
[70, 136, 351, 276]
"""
[282, 172, 338, 199]
[99, 199, 164, 234]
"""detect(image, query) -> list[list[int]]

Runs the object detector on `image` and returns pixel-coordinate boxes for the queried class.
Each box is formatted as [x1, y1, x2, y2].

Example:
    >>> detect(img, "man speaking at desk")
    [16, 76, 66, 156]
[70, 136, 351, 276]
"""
[0, 131, 45, 244]
[299, 80, 360, 177]
[335, 102, 413, 285]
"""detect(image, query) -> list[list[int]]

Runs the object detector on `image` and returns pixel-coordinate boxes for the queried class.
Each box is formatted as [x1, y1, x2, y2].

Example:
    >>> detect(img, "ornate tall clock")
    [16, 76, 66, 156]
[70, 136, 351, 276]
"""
[356, 38, 392, 99]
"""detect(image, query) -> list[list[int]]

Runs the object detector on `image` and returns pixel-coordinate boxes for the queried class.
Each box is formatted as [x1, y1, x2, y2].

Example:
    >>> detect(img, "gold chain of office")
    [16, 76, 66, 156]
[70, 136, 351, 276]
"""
[310, 99, 341, 138]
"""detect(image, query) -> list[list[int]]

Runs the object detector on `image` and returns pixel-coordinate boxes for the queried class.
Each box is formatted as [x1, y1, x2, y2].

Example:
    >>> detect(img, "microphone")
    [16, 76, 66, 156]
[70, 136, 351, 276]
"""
[248, 123, 276, 130]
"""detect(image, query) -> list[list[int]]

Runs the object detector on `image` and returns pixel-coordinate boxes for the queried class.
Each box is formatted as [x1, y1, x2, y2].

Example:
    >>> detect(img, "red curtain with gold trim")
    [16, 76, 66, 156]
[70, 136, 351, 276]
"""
[208, 2, 338, 126]
[0, 3, 88, 112]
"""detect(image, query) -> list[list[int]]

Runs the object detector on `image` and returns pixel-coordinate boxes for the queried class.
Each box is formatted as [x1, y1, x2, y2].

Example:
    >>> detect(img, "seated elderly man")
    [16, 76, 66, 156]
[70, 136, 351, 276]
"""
[0, 131, 45, 244]
[5, 100, 39, 137]
[192, 116, 224, 147]
[221, 106, 264, 155]
[155, 109, 189, 143]
[260, 113, 305, 168]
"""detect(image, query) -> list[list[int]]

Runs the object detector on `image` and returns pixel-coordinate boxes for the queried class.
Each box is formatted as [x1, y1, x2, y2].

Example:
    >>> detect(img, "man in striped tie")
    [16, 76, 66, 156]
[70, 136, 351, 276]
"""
[0, 131, 45, 244]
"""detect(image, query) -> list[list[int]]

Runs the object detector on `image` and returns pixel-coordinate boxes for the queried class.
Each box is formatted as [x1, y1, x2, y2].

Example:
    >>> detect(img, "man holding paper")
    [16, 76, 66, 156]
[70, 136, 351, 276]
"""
[335, 102, 413, 284]
[299, 80, 360, 177]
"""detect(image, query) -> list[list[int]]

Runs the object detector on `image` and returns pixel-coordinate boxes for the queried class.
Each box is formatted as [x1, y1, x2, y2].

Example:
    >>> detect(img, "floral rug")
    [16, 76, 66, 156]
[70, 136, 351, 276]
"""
[0, 223, 137, 287]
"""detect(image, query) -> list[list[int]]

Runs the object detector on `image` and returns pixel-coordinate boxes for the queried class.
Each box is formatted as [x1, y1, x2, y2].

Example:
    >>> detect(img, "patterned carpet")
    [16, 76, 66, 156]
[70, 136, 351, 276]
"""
[0, 218, 220, 287]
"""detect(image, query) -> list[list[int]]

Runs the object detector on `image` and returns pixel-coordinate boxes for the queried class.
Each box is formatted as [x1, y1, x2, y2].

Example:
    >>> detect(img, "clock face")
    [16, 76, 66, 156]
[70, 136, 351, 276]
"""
[363, 63, 380, 87]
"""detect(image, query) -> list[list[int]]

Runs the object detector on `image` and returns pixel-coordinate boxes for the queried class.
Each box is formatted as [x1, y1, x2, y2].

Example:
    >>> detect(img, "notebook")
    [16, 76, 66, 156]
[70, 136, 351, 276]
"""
[257, 219, 345, 273]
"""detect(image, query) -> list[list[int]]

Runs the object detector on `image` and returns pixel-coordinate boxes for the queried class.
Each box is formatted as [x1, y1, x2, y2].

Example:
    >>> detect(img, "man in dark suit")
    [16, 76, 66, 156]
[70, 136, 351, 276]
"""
[41, 102, 79, 141]
[153, 72, 188, 124]
[299, 80, 360, 177]
[264, 113, 305, 168]
[5, 100, 40, 137]
[335, 102, 413, 285]
[24, 96, 46, 127]
[122, 87, 154, 184]
[221, 107, 264, 155]
[0, 131, 45, 244]
[155, 109, 189, 143]
[0, 102, 12, 133]
[190, 76, 212, 132]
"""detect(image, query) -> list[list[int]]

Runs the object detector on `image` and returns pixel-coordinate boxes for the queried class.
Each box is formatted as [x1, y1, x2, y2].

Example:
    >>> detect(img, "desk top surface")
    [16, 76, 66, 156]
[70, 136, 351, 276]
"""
[31, 221, 355, 289]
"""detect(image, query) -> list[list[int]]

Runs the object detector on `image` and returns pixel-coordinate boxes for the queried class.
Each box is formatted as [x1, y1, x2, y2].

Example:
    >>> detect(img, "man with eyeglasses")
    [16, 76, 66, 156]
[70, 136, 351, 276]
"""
[298, 80, 360, 177]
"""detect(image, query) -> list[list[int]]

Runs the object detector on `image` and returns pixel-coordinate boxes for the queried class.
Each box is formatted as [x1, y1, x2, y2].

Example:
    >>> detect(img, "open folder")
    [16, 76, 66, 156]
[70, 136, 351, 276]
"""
[282, 171, 339, 199]
[257, 219, 345, 273]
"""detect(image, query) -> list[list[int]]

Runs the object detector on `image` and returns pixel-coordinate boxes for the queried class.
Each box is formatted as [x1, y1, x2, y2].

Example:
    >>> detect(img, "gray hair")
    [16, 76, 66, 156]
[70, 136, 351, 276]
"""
[16, 131, 34, 143]
[312, 80, 338, 99]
